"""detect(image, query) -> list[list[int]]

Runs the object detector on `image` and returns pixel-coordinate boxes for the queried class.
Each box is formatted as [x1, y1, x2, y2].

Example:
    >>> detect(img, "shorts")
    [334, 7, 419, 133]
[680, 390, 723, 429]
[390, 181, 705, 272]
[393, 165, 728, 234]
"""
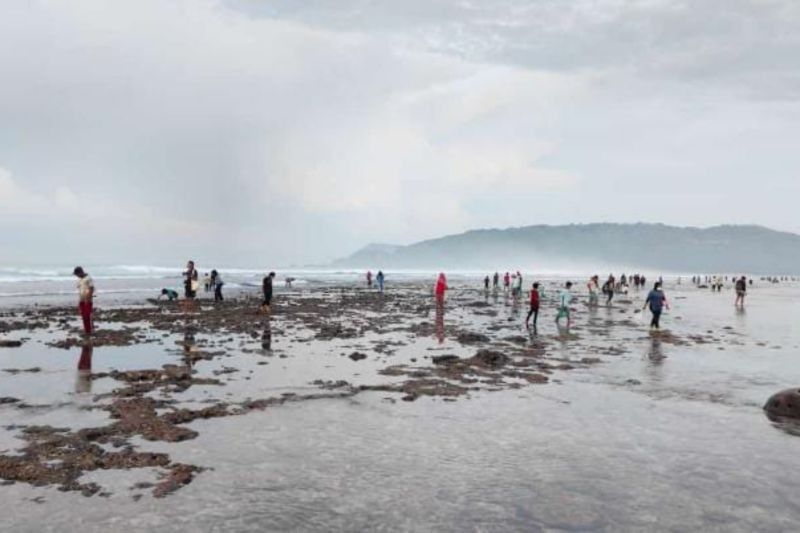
[557, 306, 570, 319]
[736, 290, 745, 297]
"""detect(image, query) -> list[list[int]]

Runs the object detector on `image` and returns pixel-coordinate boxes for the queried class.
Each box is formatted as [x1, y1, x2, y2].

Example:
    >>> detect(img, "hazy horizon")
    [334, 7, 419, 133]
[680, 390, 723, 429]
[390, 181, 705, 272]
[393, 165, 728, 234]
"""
[3, 1, 799, 266]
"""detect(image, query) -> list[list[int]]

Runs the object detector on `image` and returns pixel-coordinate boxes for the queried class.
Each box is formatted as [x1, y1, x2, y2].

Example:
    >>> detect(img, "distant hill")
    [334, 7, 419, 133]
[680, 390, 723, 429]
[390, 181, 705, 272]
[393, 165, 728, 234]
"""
[331, 223, 800, 274]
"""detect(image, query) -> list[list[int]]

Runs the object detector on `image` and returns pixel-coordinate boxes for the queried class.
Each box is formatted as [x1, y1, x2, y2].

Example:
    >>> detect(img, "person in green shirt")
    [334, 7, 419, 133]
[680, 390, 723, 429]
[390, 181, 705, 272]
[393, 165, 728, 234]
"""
[556, 281, 573, 327]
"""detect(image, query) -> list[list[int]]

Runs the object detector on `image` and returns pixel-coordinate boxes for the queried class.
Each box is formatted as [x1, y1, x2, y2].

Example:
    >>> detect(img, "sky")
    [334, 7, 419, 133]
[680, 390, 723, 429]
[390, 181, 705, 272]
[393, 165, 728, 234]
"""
[1, 0, 799, 267]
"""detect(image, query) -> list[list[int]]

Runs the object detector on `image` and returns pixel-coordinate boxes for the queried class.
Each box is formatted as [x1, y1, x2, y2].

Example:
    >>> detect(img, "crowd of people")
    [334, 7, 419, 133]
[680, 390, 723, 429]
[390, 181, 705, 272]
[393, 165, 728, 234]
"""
[69, 262, 762, 338]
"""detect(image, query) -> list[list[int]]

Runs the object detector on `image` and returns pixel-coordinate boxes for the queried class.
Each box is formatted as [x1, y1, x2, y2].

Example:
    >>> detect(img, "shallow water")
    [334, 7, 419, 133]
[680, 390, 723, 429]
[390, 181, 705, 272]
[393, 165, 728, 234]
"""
[1, 280, 800, 531]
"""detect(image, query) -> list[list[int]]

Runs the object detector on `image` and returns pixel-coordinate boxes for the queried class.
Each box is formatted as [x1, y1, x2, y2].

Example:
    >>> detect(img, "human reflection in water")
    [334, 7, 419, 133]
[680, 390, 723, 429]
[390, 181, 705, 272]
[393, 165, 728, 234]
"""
[183, 328, 197, 369]
[75, 341, 93, 394]
[645, 334, 666, 383]
[262, 319, 273, 352]
[435, 297, 445, 344]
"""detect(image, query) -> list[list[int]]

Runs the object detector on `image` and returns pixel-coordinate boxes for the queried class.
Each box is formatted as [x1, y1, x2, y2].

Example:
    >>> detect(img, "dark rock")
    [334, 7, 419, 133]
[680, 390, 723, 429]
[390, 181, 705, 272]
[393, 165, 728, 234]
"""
[348, 352, 367, 361]
[456, 332, 490, 344]
[431, 355, 460, 365]
[469, 349, 509, 368]
[0, 340, 22, 348]
[764, 388, 800, 419]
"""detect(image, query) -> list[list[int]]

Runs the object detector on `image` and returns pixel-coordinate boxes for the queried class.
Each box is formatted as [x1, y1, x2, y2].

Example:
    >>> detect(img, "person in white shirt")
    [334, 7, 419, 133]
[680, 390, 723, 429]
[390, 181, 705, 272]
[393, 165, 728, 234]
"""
[73, 266, 94, 335]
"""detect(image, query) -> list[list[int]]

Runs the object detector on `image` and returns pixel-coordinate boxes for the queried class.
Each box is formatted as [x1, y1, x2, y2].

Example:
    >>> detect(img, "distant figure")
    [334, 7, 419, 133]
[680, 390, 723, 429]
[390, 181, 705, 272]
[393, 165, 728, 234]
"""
[493, 272, 499, 290]
[376, 270, 385, 293]
[602, 275, 615, 305]
[735, 276, 747, 308]
[526, 282, 541, 330]
[514, 271, 523, 298]
[435, 273, 448, 300]
[159, 288, 179, 301]
[556, 281, 573, 327]
[261, 271, 276, 313]
[285, 277, 295, 288]
[484, 275, 490, 290]
[73, 266, 95, 336]
[503, 272, 510, 292]
[203, 272, 212, 293]
[184, 260, 199, 299]
[212, 269, 224, 302]
[587, 275, 600, 306]
[644, 281, 669, 329]
[366, 270, 373, 288]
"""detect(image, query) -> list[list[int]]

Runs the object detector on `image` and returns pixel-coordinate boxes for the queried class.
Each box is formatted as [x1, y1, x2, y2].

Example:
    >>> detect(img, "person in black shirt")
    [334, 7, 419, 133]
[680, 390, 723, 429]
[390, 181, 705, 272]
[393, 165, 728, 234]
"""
[261, 272, 276, 313]
[735, 276, 747, 308]
[183, 260, 198, 299]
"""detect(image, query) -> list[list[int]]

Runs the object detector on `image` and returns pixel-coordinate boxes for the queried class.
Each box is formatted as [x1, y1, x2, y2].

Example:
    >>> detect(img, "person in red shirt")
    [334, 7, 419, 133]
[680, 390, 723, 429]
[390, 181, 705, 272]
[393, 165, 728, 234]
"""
[434, 272, 448, 299]
[525, 282, 541, 331]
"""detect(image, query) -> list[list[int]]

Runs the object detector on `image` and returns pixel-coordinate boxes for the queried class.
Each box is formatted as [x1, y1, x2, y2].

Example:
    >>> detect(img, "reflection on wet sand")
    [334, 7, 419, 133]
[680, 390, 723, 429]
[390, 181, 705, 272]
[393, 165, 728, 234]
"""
[183, 328, 196, 368]
[646, 334, 665, 362]
[261, 320, 272, 352]
[435, 299, 445, 344]
[75, 341, 93, 394]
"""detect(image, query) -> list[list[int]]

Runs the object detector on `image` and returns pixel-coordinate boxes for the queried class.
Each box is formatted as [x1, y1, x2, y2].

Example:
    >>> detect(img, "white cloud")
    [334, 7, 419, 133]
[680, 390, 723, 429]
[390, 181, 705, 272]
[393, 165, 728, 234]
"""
[1, 0, 799, 265]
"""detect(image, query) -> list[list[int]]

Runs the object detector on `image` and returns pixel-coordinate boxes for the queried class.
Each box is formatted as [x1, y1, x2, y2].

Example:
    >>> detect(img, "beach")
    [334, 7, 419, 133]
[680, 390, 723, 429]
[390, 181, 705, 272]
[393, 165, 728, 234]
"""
[1, 276, 799, 531]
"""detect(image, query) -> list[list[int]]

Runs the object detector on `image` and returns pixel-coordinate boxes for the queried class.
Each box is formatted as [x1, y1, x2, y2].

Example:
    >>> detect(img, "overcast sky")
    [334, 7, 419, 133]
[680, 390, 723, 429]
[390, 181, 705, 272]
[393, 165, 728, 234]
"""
[1, 0, 799, 266]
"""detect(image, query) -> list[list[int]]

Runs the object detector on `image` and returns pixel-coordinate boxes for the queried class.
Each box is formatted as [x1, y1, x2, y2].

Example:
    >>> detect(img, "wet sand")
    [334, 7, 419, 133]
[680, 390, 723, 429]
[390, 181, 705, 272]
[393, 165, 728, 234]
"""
[1, 280, 799, 531]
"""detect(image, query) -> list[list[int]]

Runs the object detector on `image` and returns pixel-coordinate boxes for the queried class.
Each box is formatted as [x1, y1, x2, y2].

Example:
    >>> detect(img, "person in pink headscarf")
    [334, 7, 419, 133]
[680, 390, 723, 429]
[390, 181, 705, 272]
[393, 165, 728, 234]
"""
[435, 273, 448, 299]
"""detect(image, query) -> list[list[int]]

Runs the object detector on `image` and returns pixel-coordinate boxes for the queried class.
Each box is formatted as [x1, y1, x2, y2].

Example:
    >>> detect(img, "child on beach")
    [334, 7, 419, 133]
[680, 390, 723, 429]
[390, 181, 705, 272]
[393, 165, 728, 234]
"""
[526, 282, 541, 330]
[159, 288, 179, 301]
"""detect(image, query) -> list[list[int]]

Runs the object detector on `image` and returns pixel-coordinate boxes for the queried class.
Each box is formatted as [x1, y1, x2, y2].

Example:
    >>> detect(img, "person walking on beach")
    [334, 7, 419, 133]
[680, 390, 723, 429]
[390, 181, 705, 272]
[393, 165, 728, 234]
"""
[735, 276, 747, 307]
[644, 281, 669, 329]
[73, 266, 94, 336]
[366, 270, 373, 288]
[211, 269, 224, 302]
[602, 275, 615, 306]
[587, 275, 600, 306]
[493, 272, 499, 290]
[556, 281, 573, 327]
[526, 282, 541, 331]
[376, 270, 385, 293]
[184, 261, 199, 299]
[435, 272, 448, 300]
[503, 272, 510, 292]
[515, 271, 523, 298]
[261, 272, 276, 313]
[484, 275, 490, 291]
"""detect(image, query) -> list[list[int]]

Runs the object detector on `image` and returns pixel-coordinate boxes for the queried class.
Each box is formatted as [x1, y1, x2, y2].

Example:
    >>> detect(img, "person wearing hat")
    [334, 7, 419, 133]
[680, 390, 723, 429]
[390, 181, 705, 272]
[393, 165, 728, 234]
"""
[73, 266, 94, 335]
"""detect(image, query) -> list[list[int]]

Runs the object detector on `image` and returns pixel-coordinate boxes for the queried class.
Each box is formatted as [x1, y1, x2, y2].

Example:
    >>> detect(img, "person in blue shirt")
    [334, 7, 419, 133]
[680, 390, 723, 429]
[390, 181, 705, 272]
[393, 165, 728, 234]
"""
[376, 270, 385, 293]
[643, 282, 669, 329]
